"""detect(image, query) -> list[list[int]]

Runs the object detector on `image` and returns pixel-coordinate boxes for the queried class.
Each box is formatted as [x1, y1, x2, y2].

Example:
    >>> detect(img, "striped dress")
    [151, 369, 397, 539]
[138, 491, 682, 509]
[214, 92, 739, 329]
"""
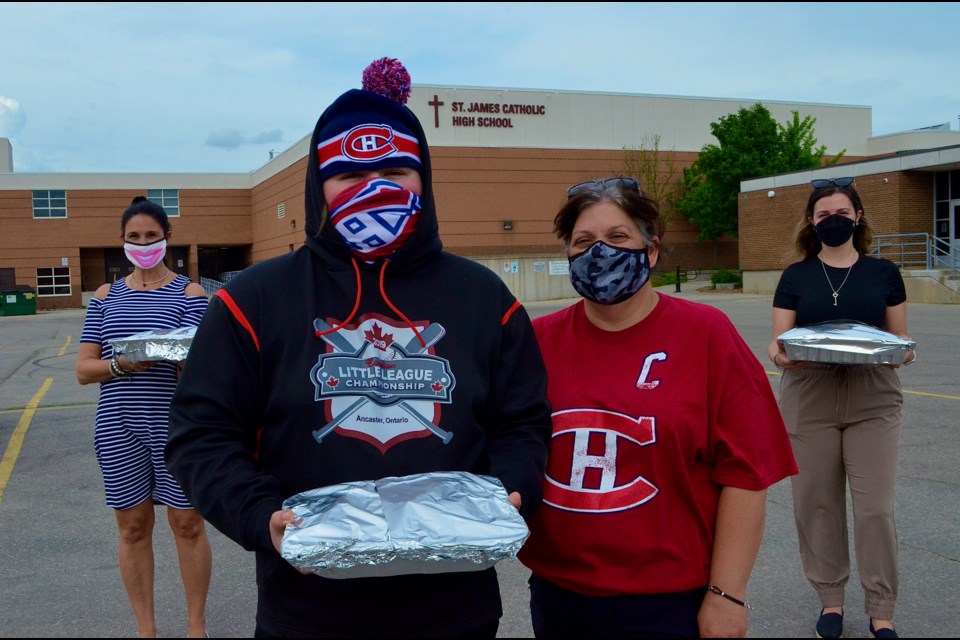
[80, 275, 208, 510]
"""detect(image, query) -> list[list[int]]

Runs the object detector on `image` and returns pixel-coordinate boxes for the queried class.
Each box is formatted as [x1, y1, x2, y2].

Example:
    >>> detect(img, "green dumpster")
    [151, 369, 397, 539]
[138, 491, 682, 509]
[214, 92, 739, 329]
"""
[0, 287, 37, 316]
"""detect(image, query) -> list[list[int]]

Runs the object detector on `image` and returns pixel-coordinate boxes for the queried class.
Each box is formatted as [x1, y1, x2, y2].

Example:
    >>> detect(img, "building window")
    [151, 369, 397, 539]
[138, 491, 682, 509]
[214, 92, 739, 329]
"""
[0, 267, 14, 289]
[32, 190, 67, 218]
[147, 189, 180, 216]
[37, 267, 71, 297]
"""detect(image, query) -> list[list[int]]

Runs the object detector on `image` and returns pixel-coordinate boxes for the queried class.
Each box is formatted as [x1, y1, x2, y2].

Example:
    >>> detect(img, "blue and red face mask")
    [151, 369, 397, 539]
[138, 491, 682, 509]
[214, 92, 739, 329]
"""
[328, 178, 422, 262]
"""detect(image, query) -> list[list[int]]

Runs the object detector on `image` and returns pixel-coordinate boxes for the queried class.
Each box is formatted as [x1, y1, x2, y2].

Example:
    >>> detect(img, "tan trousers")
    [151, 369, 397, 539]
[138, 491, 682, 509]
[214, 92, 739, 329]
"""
[779, 365, 902, 620]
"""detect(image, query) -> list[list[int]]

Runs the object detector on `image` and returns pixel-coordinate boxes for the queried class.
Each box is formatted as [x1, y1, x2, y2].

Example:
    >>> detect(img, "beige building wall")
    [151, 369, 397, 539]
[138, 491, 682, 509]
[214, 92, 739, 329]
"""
[408, 86, 868, 156]
[250, 156, 310, 262]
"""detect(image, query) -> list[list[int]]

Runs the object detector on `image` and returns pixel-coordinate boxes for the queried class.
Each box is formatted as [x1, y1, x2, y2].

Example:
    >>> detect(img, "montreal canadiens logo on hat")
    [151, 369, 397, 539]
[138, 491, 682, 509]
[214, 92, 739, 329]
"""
[318, 124, 421, 170]
[343, 125, 397, 161]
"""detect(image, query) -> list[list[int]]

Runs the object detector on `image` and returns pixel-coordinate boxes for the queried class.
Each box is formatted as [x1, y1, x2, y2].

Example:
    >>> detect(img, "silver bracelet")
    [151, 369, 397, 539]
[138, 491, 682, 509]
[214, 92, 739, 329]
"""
[109, 356, 131, 379]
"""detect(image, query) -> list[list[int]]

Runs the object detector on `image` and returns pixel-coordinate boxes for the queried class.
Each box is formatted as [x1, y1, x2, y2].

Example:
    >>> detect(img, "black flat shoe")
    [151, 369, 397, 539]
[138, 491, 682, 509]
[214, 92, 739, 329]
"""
[869, 619, 898, 638]
[816, 609, 843, 638]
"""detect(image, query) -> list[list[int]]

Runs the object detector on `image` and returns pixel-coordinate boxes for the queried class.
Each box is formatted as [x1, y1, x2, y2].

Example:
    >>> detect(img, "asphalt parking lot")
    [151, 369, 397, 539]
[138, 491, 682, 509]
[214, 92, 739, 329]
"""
[1, 287, 957, 638]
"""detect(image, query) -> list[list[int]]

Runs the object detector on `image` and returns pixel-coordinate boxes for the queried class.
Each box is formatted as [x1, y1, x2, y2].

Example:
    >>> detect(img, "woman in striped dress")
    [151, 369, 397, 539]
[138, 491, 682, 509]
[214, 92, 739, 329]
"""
[76, 196, 211, 638]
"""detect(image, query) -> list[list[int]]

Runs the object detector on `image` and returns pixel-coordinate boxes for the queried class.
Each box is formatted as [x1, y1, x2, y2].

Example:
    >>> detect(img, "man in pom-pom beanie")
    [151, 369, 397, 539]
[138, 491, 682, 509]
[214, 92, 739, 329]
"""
[167, 57, 552, 637]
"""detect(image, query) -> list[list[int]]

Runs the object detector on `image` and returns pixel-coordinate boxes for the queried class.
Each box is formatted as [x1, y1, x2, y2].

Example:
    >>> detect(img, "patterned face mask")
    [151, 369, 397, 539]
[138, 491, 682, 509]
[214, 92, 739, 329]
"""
[124, 238, 167, 270]
[568, 240, 651, 305]
[328, 177, 422, 261]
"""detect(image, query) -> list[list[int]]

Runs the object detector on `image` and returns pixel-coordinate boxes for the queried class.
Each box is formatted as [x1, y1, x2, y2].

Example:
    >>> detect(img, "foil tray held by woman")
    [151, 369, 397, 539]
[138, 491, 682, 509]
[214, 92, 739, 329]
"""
[110, 326, 196, 362]
[778, 320, 916, 365]
[279, 470, 530, 579]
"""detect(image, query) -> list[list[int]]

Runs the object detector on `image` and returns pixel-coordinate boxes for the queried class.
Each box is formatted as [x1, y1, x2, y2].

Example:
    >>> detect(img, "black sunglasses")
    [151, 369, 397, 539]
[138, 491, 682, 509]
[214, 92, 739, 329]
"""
[567, 176, 641, 197]
[811, 177, 855, 189]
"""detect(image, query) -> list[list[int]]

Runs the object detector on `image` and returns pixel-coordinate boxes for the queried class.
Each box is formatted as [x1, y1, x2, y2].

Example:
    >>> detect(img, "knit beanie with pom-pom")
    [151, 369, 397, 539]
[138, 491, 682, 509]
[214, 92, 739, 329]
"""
[315, 57, 422, 181]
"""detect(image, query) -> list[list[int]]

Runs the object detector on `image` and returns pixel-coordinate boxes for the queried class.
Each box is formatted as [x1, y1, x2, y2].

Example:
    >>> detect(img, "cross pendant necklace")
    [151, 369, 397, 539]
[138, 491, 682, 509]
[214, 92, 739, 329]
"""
[819, 257, 854, 307]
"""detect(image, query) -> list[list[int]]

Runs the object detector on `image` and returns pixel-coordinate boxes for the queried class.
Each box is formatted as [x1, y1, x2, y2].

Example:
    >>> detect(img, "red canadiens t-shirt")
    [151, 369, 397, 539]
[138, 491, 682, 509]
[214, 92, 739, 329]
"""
[518, 295, 797, 596]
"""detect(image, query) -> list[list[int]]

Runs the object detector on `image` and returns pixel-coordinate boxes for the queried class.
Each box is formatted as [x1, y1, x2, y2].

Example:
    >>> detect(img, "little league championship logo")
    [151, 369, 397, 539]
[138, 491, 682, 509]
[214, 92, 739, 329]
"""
[543, 409, 658, 513]
[310, 315, 456, 452]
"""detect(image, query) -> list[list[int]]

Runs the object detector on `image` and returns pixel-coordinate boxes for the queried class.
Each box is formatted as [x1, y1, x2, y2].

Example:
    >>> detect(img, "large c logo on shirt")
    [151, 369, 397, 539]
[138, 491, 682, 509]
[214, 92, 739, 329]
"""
[543, 409, 658, 513]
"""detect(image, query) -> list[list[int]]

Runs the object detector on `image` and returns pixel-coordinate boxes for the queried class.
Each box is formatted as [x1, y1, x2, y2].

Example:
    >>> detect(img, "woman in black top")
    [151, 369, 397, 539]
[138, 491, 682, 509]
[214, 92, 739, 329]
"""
[768, 178, 915, 639]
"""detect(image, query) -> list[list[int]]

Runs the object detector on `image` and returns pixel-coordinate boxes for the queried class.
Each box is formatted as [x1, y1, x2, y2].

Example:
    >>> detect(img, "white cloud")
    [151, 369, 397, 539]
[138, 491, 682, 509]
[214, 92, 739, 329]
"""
[206, 129, 246, 149]
[250, 130, 283, 144]
[0, 96, 27, 137]
[206, 129, 285, 149]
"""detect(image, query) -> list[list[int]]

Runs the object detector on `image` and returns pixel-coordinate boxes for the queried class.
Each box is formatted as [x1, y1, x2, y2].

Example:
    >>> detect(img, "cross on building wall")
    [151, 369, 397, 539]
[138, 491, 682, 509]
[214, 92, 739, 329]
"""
[428, 95, 444, 128]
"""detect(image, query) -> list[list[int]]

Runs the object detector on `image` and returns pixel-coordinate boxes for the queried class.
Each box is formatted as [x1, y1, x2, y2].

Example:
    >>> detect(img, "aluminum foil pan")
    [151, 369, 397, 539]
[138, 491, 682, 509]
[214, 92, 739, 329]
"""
[280, 471, 530, 579]
[778, 321, 916, 365]
[110, 326, 196, 362]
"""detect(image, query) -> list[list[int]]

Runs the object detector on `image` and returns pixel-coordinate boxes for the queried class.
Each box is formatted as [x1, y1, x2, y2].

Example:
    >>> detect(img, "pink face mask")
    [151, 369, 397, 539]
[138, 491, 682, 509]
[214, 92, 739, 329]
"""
[124, 239, 167, 270]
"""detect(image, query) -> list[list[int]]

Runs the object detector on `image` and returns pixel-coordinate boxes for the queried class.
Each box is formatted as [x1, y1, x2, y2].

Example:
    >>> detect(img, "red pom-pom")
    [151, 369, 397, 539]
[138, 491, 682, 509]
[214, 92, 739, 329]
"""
[361, 57, 412, 105]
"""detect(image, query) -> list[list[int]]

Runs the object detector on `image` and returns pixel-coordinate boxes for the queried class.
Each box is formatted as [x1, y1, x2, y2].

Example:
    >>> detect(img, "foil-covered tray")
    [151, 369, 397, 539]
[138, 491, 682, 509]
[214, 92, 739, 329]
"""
[280, 471, 530, 579]
[778, 321, 916, 365]
[110, 326, 196, 362]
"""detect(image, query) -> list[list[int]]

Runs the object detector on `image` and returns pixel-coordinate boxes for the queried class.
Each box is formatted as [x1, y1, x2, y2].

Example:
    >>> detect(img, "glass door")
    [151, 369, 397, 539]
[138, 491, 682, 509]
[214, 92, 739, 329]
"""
[951, 200, 960, 269]
[953, 200, 960, 250]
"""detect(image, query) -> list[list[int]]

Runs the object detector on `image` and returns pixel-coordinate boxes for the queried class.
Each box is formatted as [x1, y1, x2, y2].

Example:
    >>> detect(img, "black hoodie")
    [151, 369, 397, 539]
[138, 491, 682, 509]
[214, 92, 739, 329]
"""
[166, 90, 552, 636]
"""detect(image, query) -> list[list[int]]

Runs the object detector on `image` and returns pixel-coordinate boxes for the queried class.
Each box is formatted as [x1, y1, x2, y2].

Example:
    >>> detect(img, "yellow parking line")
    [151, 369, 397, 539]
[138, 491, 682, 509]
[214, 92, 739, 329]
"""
[0, 378, 53, 504]
[58, 335, 72, 356]
[0, 402, 96, 415]
[903, 389, 960, 400]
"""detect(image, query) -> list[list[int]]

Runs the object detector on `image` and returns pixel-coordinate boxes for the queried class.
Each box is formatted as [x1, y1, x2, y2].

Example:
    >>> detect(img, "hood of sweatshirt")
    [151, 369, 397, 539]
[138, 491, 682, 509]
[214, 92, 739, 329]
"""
[303, 89, 442, 275]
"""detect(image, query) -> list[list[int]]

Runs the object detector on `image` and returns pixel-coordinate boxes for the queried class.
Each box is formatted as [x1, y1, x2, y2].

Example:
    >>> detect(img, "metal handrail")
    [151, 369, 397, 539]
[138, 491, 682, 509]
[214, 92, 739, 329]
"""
[871, 233, 959, 278]
[199, 276, 225, 296]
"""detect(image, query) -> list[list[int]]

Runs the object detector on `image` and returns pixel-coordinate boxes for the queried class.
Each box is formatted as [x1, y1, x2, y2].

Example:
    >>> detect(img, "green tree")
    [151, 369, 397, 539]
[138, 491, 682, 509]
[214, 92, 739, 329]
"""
[678, 103, 843, 241]
[623, 134, 684, 233]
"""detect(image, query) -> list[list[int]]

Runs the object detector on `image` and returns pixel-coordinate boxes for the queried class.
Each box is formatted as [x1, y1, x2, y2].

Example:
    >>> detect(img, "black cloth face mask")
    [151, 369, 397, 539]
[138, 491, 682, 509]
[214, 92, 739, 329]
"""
[815, 215, 856, 247]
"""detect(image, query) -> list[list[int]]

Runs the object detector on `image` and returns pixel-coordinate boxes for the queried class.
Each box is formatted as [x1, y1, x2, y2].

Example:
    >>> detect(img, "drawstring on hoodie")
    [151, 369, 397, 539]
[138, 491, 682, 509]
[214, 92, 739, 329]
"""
[379, 259, 426, 348]
[314, 257, 426, 348]
[314, 258, 362, 338]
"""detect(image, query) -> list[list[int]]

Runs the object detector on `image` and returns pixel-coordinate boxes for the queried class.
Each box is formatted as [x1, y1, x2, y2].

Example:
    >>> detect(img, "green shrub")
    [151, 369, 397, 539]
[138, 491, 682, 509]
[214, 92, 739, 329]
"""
[710, 268, 743, 286]
[651, 271, 687, 287]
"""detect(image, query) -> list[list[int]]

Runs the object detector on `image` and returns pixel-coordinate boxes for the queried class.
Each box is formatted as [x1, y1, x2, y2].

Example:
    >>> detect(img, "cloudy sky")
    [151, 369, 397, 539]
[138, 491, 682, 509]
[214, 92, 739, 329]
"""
[2, 2, 958, 173]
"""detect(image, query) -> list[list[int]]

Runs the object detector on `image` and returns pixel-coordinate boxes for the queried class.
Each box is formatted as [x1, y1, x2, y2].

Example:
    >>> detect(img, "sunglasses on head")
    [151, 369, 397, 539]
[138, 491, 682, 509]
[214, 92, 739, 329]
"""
[811, 177, 855, 189]
[567, 176, 641, 198]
